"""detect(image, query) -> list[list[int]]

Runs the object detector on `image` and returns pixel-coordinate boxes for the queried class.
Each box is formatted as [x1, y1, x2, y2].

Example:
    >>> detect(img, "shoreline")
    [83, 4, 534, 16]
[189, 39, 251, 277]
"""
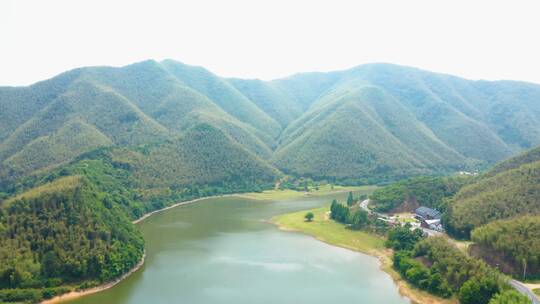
[271, 217, 456, 304]
[39, 189, 364, 304]
[41, 194, 234, 303]
[132, 194, 236, 224]
[41, 252, 146, 304]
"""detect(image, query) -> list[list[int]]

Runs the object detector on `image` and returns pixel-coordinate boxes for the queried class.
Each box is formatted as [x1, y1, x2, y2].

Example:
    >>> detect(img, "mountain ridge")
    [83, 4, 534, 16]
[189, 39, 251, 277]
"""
[2, 60, 540, 184]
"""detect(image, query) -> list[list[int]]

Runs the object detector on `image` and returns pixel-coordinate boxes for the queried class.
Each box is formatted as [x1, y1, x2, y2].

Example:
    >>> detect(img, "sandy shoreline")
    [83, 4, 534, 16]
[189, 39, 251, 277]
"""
[41, 252, 146, 304]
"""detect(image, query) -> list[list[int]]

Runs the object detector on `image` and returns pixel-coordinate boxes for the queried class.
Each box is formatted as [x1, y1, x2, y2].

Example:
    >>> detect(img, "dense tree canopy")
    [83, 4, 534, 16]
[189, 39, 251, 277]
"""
[370, 175, 470, 213]
[471, 215, 540, 278]
[0, 176, 144, 301]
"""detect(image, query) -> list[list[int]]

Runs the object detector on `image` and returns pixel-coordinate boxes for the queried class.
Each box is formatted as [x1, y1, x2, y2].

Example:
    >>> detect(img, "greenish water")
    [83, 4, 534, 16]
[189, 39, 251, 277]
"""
[68, 193, 410, 304]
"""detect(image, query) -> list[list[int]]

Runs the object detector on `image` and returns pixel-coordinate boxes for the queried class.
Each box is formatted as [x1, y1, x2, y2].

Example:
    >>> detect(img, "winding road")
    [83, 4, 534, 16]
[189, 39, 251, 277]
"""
[361, 200, 539, 303]
[510, 280, 540, 304]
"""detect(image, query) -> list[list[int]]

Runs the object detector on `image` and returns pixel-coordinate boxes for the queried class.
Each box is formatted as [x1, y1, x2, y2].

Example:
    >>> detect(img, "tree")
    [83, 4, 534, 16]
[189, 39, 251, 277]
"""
[42, 252, 61, 278]
[330, 199, 338, 219]
[347, 191, 354, 207]
[459, 276, 500, 304]
[304, 212, 314, 222]
[386, 225, 425, 250]
[488, 290, 531, 304]
[350, 209, 369, 230]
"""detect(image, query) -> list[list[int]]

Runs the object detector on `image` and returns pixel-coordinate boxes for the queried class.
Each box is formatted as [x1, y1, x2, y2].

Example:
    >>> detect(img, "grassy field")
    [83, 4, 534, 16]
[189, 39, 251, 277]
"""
[239, 185, 376, 201]
[534, 288, 540, 297]
[272, 206, 385, 254]
[272, 205, 457, 304]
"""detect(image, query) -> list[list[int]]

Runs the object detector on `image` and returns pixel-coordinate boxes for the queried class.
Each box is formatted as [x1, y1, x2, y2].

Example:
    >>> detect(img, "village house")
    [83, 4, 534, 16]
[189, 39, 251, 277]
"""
[415, 206, 444, 232]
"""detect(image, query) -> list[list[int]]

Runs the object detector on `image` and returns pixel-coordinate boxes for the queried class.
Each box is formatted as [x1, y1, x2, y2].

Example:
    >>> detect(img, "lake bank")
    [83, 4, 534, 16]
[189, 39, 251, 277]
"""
[41, 252, 146, 304]
[41, 187, 370, 304]
[60, 189, 407, 304]
[271, 207, 457, 304]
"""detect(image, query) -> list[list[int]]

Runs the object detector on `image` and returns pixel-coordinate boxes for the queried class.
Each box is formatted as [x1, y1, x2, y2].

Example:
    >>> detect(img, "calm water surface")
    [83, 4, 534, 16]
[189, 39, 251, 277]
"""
[68, 192, 410, 304]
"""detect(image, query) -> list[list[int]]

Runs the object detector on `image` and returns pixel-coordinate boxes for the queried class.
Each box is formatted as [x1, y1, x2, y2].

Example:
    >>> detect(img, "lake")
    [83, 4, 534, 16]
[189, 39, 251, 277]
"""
[67, 192, 410, 304]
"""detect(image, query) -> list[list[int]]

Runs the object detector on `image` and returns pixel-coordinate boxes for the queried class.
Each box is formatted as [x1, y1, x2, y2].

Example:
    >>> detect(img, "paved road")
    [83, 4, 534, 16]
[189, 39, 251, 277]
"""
[510, 279, 540, 304]
[361, 201, 539, 302]
[359, 199, 372, 214]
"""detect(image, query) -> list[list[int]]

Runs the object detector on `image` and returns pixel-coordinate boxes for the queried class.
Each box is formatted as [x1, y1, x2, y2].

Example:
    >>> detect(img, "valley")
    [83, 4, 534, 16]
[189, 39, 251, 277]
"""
[2, 61, 540, 303]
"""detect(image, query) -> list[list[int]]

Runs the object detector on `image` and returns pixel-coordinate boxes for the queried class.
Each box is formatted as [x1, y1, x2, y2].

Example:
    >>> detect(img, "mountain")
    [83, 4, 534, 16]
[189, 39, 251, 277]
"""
[2, 60, 540, 302]
[271, 64, 540, 180]
[445, 146, 540, 238]
[2, 61, 540, 184]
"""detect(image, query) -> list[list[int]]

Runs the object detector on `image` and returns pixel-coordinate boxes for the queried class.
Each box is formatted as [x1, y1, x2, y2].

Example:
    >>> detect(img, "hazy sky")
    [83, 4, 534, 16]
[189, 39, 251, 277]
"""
[1, 0, 539, 86]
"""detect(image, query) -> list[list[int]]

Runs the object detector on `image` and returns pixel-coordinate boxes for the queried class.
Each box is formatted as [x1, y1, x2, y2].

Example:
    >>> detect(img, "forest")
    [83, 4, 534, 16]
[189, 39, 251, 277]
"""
[370, 175, 470, 213]
[471, 215, 540, 279]
[0, 176, 144, 302]
[388, 230, 526, 304]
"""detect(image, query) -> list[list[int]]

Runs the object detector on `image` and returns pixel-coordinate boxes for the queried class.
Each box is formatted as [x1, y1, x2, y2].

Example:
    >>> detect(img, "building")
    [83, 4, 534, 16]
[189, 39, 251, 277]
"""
[415, 206, 444, 232]
[415, 206, 441, 220]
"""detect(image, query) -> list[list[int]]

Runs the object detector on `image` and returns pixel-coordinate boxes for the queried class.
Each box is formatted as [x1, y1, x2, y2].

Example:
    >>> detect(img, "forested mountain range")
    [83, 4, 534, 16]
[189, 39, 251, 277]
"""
[2, 60, 540, 185]
[2, 60, 540, 301]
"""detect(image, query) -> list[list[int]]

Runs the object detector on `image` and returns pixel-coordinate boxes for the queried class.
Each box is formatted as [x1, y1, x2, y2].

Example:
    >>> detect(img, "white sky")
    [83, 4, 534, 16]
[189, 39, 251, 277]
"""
[1, 0, 540, 86]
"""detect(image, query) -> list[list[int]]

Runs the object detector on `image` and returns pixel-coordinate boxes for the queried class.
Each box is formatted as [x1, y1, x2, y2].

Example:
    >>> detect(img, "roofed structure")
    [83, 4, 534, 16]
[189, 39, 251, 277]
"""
[415, 206, 442, 220]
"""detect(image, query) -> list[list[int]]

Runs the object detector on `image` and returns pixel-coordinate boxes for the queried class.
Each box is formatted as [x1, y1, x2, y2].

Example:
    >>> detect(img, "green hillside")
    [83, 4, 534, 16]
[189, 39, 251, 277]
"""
[471, 215, 540, 278]
[110, 123, 279, 190]
[0, 176, 144, 302]
[228, 78, 303, 127]
[1, 117, 112, 178]
[267, 64, 540, 180]
[3, 61, 540, 184]
[160, 59, 282, 141]
[273, 85, 468, 181]
[370, 175, 471, 213]
[445, 146, 540, 238]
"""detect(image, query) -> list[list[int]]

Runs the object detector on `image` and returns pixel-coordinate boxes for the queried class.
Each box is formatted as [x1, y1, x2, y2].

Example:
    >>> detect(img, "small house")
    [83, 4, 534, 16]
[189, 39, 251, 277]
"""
[415, 206, 441, 220]
[415, 206, 444, 232]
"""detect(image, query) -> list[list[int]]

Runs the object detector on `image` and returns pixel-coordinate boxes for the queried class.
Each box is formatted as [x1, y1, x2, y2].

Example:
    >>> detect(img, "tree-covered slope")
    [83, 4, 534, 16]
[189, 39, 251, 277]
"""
[0, 61, 278, 182]
[265, 63, 540, 180]
[82, 60, 274, 158]
[471, 215, 540, 278]
[445, 146, 540, 238]
[370, 175, 470, 213]
[110, 123, 279, 190]
[1, 117, 112, 178]
[2, 60, 540, 185]
[227, 78, 303, 127]
[273, 85, 468, 181]
[0, 176, 144, 301]
[160, 59, 281, 141]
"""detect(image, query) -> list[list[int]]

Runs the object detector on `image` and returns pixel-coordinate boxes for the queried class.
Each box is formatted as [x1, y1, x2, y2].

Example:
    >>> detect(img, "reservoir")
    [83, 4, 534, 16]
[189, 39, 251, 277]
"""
[67, 192, 410, 304]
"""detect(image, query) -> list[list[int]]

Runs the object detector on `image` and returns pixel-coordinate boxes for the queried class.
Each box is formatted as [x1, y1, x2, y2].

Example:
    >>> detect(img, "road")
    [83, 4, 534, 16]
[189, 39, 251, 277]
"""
[361, 201, 538, 302]
[359, 199, 372, 214]
[510, 279, 540, 304]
